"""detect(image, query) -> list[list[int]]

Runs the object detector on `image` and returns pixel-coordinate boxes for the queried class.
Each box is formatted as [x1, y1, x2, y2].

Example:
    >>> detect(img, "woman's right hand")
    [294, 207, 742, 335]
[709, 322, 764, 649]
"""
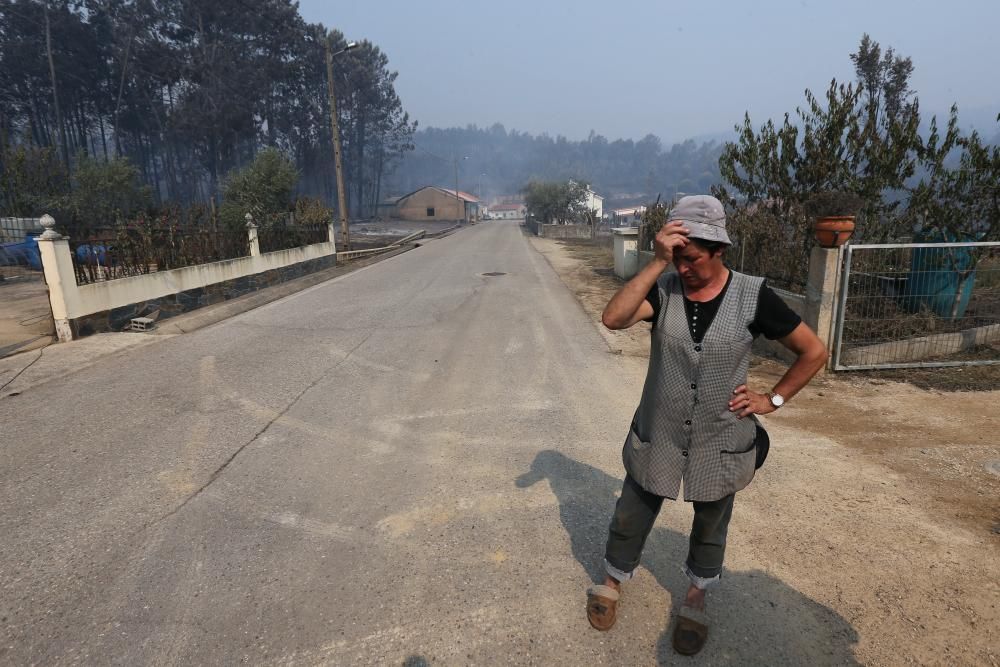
[653, 221, 690, 264]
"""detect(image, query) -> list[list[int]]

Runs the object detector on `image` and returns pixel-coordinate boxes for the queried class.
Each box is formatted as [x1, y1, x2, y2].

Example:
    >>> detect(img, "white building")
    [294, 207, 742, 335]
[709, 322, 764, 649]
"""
[611, 205, 646, 225]
[584, 187, 604, 219]
[569, 180, 604, 218]
[489, 204, 526, 219]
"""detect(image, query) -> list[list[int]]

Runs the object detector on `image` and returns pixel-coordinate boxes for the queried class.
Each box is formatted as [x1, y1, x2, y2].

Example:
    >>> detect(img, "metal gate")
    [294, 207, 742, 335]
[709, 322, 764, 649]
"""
[1, 217, 44, 282]
[0, 217, 53, 358]
[832, 241, 1000, 370]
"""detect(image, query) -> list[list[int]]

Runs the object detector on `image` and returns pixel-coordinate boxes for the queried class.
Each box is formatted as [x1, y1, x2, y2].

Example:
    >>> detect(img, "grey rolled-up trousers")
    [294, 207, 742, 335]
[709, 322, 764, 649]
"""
[604, 474, 735, 588]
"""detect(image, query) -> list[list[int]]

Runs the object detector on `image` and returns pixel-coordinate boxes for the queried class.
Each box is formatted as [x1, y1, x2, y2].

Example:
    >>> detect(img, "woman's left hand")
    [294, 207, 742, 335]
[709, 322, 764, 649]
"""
[729, 384, 775, 418]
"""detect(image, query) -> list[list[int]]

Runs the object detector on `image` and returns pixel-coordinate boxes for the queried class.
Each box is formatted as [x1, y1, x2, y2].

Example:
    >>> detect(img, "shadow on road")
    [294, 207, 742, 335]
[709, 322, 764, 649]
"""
[516, 450, 860, 665]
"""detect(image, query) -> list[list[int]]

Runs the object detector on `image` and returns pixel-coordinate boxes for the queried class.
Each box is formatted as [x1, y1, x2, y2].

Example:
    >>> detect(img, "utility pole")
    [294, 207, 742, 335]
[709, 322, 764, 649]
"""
[453, 155, 468, 222]
[325, 38, 356, 250]
[453, 157, 460, 222]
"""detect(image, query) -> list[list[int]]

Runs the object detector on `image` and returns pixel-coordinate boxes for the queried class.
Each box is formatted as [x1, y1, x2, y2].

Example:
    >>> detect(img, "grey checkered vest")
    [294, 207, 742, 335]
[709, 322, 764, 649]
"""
[623, 270, 764, 501]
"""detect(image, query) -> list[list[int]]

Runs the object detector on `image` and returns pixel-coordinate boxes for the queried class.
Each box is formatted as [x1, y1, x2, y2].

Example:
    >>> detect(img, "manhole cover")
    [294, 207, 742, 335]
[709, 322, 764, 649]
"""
[482, 272, 506, 277]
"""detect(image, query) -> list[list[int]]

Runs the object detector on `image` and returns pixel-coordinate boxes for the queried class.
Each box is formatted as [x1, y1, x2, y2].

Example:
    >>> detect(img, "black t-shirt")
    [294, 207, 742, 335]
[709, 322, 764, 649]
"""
[644, 271, 801, 344]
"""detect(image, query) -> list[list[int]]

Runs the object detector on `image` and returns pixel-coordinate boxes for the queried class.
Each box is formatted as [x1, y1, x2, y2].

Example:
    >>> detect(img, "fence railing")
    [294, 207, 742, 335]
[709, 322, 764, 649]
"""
[34, 213, 339, 342]
[69, 227, 249, 285]
[257, 220, 329, 254]
[832, 241, 1000, 369]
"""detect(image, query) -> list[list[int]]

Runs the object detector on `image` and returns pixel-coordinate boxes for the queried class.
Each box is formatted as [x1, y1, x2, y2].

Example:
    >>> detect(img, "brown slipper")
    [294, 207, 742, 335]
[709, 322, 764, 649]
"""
[586, 584, 620, 631]
[672, 604, 709, 656]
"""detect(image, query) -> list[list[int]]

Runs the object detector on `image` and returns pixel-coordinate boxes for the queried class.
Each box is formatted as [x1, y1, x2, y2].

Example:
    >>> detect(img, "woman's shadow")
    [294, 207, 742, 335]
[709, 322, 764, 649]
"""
[516, 450, 860, 665]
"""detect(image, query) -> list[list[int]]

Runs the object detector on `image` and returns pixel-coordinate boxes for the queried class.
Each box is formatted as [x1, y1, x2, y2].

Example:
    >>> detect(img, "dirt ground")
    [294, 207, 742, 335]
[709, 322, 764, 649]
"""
[529, 232, 1000, 666]
[0, 276, 54, 358]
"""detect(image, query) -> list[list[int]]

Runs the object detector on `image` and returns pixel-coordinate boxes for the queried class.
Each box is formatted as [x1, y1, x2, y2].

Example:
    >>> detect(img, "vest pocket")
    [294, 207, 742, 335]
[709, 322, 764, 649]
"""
[622, 423, 655, 490]
[719, 438, 755, 455]
[627, 423, 651, 451]
[718, 444, 756, 491]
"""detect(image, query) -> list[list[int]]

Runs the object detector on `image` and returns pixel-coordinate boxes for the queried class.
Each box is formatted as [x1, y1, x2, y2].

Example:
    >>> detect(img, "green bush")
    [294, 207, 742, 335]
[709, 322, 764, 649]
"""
[219, 148, 299, 229]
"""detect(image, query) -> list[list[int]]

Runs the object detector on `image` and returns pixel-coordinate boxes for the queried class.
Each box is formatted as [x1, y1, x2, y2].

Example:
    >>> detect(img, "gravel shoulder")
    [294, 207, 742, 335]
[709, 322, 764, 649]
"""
[529, 232, 1000, 667]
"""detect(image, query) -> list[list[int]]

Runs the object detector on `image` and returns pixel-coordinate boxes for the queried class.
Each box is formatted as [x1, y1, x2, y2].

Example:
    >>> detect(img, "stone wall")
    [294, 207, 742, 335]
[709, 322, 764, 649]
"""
[539, 224, 593, 239]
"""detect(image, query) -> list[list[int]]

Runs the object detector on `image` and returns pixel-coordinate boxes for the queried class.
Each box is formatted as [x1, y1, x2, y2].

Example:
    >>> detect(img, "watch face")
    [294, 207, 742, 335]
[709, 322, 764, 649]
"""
[771, 393, 785, 407]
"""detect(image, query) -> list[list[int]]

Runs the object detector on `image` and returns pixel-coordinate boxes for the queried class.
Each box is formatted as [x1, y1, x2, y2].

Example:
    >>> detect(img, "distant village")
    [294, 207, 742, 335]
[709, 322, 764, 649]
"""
[375, 183, 651, 226]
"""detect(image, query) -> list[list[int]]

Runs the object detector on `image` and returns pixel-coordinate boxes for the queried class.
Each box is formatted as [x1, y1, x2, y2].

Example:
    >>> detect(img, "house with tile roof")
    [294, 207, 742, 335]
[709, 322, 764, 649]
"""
[394, 186, 481, 222]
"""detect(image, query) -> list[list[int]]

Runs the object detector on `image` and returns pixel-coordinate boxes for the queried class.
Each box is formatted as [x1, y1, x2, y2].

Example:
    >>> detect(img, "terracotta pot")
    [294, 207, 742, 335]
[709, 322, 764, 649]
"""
[813, 216, 856, 248]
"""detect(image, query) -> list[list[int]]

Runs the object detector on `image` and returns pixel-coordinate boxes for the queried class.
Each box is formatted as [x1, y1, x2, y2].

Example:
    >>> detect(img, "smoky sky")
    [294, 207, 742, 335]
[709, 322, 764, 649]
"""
[299, 0, 999, 141]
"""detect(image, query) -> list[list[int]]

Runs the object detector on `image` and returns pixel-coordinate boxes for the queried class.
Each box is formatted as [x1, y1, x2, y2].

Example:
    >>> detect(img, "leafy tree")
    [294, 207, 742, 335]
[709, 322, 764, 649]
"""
[719, 34, 938, 243]
[335, 40, 417, 218]
[0, 145, 68, 216]
[909, 112, 1000, 242]
[716, 34, 1000, 292]
[522, 180, 590, 224]
[0, 0, 415, 215]
[51, 154, 151, 226]
[219, 147, 298, 228]
[906, 112, 1000, 317]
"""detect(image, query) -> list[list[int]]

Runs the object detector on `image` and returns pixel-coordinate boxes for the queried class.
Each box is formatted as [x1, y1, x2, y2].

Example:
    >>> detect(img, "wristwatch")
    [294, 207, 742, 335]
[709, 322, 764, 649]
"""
[768, 392, 785, 409]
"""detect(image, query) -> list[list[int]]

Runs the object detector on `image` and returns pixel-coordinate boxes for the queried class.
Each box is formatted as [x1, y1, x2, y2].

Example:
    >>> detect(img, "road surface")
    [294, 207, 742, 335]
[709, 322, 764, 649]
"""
[1, 221, 859, 665]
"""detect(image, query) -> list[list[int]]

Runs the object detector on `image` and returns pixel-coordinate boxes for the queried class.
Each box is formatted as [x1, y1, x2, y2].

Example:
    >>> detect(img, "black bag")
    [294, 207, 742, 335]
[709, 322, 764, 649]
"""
[753, 419, 770, 469]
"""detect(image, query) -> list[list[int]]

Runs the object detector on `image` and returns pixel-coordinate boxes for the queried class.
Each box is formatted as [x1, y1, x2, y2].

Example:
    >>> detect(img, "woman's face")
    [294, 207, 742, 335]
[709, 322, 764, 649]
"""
[674, 241, 725, 289]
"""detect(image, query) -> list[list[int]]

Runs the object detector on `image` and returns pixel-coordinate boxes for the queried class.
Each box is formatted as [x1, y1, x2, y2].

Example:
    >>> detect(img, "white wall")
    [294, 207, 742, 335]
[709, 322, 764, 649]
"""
[39, 236, 336, 341]
[585, 191, 604, 218]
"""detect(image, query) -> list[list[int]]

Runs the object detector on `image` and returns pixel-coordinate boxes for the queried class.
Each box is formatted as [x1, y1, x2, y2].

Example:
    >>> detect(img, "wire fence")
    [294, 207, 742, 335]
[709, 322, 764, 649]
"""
[832, 242, 1000, 369]
[69, 226, 249, 285]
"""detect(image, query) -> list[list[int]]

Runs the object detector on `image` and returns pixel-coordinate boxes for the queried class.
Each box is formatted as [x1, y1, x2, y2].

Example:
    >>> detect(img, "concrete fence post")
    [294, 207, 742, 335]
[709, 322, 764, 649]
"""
[245, 213, 260, 257]
[803, 245, 843, 369]
[612, 227, 640, 280]
[36, 214, 79, 342]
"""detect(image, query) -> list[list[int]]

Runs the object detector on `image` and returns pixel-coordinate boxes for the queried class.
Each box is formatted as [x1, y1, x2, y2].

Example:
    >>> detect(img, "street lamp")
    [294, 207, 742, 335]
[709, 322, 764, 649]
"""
[325, 39, 358, 249]
[478, 173, 488, 222]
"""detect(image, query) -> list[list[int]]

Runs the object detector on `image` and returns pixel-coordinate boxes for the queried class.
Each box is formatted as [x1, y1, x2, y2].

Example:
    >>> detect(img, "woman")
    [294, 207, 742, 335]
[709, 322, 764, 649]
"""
[587, 195, 827, 656]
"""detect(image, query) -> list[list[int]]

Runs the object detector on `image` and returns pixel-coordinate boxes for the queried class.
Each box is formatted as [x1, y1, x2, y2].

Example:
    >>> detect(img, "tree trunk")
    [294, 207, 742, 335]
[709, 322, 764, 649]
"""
[98, 114, 109, 160]
[208, 134, 220, 204]
[113, 29, 134, 158]
[372, 147, 384, 216]
[149, 137, 162, 203]
[45, 6, 71, 171]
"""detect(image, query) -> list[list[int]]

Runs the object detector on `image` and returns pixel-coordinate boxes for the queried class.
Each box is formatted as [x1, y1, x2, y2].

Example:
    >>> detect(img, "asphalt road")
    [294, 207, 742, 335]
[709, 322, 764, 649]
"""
[0, 221, 858, 665]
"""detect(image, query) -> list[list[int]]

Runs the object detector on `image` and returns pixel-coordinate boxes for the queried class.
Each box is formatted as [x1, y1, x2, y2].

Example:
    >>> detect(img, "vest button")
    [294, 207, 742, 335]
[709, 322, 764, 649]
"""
[682, 450, 689, 457]
[690, 383, 697, 390]
[694, 345, 702, 352]
[684, 419, 692, 426]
